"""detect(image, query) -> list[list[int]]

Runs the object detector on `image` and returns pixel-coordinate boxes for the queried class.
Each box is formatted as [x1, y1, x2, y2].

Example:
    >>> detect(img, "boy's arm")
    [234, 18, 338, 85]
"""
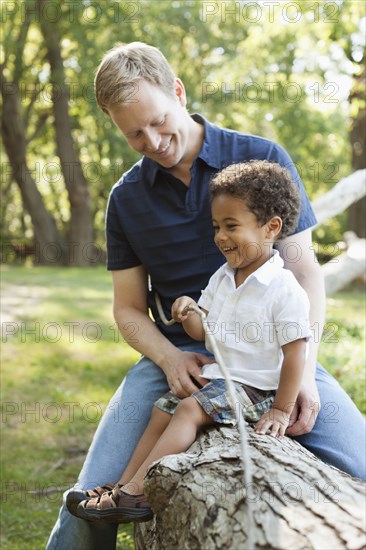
[276, 228, 324, 435]
[255, 338, 307, 438]
[171, 296, 206, 341]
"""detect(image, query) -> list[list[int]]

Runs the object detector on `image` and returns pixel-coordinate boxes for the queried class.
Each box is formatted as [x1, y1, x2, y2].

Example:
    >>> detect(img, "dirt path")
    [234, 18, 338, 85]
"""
[0, 282, 49, 324]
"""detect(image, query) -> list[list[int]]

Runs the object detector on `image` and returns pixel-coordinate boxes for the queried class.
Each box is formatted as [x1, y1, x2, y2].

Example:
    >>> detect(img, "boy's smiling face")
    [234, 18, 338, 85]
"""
[211, 194, 281, 280]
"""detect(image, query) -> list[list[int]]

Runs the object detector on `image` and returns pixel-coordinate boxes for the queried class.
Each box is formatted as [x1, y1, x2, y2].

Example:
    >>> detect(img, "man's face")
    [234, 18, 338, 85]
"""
[108, 79, 192, 170]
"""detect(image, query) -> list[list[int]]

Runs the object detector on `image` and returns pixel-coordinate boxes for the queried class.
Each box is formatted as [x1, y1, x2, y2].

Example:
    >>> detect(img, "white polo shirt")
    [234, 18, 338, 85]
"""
[197, 250, 311, 390]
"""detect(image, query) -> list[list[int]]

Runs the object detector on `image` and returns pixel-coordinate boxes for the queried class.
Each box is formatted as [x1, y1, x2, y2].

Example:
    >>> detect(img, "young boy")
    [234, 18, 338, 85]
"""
[67, 160, 311, 524]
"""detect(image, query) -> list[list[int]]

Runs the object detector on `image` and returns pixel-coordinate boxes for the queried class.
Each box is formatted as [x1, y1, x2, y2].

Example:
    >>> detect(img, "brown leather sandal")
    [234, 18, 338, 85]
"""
[76, 485, 153, 524]
[66, 483, 117, 516]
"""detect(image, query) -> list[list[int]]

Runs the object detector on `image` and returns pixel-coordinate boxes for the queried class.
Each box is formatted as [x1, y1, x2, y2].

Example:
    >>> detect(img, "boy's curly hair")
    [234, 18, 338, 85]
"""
[209, 160, 301, 239]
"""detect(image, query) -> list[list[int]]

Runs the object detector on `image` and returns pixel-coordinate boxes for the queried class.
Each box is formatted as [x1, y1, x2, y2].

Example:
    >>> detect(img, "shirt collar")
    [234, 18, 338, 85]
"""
[192, 114, 223, 169]
[195, 113, 250, 169]
[224, 249, 284, 287]
[140, 156, 160, 187]
[139, 113, 225, 187]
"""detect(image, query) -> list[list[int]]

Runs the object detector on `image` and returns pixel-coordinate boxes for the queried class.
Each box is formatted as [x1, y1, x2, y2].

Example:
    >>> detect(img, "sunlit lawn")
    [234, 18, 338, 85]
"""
[1, 264, 139, 550]
[317, 285, 366, 414]
[1, 264, 365, 549]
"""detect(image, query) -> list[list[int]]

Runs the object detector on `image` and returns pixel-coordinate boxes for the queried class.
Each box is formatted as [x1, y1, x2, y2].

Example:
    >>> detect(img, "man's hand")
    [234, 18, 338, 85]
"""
[285, 381, 320, 436]
[160, 349, 212, 397]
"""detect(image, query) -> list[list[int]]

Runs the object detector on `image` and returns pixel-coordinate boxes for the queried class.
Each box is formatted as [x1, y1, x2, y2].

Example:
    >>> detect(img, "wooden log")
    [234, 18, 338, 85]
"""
[135, 426, 365, 550]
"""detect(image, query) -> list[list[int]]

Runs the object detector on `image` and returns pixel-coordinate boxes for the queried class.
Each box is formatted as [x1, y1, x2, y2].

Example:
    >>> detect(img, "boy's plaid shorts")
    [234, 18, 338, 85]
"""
[154, 378, 275, 425]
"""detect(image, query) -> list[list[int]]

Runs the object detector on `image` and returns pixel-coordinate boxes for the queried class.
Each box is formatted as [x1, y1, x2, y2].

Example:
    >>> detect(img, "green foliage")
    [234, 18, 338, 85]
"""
[1, 0, 365, 252]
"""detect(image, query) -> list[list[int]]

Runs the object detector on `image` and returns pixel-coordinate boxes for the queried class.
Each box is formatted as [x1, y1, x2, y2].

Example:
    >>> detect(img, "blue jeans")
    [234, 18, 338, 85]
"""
[46, 343, 366, 550]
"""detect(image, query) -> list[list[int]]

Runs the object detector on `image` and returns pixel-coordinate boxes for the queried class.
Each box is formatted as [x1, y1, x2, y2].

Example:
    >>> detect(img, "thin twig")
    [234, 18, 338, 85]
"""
[156, 294, 256, 550]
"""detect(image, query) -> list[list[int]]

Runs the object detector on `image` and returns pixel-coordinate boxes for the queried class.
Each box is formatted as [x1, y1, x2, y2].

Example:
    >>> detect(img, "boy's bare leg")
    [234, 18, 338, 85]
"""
[118, 407, 172, 486]
[124, 396, 213, 494]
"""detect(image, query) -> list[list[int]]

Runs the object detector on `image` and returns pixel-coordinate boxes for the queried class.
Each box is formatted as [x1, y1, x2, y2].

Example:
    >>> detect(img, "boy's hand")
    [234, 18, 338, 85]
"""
[255, 408, 289, 438]
[171, 296, 198, 322]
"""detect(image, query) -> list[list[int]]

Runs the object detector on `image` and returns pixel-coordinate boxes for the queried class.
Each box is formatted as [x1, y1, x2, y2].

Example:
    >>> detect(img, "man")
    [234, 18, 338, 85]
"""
[46, 42, 365, 550]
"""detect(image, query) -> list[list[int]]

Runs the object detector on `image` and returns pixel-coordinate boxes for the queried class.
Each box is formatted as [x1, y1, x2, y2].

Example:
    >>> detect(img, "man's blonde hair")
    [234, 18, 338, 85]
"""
[94, 42, 176, 114]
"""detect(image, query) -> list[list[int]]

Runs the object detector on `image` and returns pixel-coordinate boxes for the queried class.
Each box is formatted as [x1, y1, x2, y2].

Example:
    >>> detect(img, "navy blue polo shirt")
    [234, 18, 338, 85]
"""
[106, 114, 317, 345]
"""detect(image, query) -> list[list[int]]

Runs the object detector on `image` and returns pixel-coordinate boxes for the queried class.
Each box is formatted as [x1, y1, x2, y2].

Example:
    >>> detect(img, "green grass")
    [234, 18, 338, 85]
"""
[1, 265, 365, 549]
[317, 285, 366, 414]
[1, 264, 139, 549]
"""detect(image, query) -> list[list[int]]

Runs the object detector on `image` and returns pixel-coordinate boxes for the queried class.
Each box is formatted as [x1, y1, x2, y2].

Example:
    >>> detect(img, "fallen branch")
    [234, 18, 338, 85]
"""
[312, 170, 366, 226]
[322, 232, 366, 295]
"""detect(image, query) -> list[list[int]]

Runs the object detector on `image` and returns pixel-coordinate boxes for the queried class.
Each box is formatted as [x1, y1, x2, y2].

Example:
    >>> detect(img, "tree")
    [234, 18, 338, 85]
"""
[1, 5, 66, 262]
[313, 0, 366, 242]
[349, 61, 365, 238]
[1, 0, 364, 262]
[38, 0, 94, 265]
[1, 0, 95, 264]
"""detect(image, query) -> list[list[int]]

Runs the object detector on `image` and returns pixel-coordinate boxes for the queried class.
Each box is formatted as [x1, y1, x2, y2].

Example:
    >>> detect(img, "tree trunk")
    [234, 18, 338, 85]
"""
[135, 426, 365, 550]
[348, 59, 366, 237]
[38, 0, 95, 266]
[0, 75, 67, 264]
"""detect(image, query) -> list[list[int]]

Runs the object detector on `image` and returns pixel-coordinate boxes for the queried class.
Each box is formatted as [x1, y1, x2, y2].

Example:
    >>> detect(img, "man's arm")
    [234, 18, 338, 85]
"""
[276, 228, 325, 435]
[112, 266, 211, 397]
